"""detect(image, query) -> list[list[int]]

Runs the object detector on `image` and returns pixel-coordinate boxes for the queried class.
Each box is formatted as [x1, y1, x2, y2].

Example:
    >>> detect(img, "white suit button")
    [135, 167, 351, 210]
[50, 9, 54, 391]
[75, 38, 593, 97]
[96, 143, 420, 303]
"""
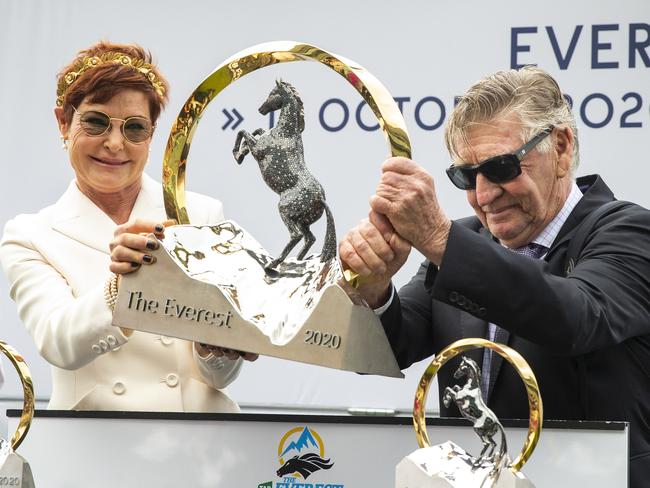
[106, 335, 117, 346]
[91, 345, 102, 354]
[160, 336, 173, 346]
[99, 340, 109, 351]
[113, 382, 126, 395]
[165, 373, 179, 387]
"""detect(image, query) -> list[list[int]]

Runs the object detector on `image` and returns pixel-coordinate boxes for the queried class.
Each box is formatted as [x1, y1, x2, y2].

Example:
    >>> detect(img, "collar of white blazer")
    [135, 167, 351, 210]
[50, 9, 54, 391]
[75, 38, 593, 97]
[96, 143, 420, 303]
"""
[50, 174, 164, 254]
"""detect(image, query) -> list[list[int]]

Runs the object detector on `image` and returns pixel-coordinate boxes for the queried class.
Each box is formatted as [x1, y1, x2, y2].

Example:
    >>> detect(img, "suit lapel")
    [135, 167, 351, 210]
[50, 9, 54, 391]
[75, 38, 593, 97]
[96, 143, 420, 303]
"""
[50, 181, 116, 254]
[129, 173, 166, 222]
[546, 175, 615, 259]
[50, 174, 165, 254]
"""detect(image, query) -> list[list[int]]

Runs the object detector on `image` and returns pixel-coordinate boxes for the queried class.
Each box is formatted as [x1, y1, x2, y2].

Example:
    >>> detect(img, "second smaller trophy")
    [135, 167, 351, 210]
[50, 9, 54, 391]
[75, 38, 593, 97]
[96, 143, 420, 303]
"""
[0, 341, 36, 487]
[396, 338, 542, 487]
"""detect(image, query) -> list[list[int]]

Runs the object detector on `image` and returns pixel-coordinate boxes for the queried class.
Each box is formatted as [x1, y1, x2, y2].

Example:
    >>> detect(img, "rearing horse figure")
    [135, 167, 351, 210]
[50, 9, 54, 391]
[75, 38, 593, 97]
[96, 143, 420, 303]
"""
[232, 80, 336, 269]
[442, 356, 507, 467]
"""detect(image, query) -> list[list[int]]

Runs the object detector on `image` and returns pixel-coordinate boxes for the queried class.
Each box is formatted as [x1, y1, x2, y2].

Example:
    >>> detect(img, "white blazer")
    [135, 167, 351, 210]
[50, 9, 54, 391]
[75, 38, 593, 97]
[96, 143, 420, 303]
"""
[0, 174, 243, 412]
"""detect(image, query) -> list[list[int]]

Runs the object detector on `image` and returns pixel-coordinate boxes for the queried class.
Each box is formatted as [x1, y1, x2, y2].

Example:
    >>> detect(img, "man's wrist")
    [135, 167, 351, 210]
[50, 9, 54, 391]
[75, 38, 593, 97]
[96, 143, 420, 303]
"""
[372, 284, 395, 315]
[359, 281, 393, 309]
[420, 219, 452, 266]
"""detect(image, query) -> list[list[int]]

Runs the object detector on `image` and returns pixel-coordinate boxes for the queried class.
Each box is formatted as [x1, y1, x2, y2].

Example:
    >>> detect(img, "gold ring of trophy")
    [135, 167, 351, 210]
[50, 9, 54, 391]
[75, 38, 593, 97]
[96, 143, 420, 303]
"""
[161, 40, 411, 287]
[0, 341, 35, 451]
[413, 338, 543, 472]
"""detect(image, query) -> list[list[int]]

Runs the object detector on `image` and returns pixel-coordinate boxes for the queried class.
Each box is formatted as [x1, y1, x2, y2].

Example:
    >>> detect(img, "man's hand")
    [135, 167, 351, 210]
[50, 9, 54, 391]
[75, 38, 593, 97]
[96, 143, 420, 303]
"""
[339, 211, 411, 308]
[370, 157, 451, 264]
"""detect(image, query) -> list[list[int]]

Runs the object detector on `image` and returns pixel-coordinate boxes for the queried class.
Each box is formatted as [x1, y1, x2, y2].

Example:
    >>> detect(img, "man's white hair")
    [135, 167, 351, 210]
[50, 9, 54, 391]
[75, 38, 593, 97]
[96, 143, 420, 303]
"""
[445, 66, 579, 175]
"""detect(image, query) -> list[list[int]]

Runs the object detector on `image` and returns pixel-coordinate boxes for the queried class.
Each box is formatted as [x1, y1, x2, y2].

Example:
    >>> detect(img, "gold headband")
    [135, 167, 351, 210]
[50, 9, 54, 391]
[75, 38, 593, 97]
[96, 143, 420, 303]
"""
[56, 52, 166, 107]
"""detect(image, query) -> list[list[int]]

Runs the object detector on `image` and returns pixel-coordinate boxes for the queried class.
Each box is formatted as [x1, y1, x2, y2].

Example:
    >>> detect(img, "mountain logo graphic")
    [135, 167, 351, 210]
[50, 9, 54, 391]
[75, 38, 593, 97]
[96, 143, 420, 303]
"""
[276, 426, 334, 479]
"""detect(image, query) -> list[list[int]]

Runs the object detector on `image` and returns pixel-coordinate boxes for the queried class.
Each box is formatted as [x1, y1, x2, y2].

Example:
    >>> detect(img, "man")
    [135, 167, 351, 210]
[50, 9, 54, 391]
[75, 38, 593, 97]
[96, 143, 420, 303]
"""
[340, 66, 650, 484]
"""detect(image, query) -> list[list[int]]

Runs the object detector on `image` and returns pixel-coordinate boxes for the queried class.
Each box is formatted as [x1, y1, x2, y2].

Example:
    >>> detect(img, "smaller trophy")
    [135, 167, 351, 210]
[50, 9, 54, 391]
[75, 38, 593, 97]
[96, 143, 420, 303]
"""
[396, 339, 542, 487]
[0, 342, 36, 487]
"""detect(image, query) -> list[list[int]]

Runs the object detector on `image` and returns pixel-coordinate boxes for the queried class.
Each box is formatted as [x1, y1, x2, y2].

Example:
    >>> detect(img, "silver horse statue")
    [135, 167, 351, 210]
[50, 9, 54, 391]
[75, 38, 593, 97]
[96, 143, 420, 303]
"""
[443, 356, 507, 467]
[232, 80, 336, 269]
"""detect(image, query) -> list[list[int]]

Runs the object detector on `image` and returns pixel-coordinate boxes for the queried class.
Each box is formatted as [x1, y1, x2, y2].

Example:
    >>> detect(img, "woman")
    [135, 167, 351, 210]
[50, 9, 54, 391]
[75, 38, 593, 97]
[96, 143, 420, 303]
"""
[0, 41, 255, 412]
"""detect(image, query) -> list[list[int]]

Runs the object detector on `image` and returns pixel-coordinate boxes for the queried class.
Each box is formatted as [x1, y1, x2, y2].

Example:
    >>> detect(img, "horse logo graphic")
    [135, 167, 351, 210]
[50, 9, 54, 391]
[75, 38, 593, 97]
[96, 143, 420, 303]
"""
[276, 426, 335, 479]
[276, 453, 334, 479]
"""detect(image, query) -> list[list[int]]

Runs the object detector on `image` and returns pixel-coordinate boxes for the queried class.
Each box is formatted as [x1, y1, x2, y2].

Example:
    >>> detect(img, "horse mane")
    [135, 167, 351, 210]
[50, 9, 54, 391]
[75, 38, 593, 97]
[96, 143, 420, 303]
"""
[278, 79, 305, 133]
[460, 356, 481, 379]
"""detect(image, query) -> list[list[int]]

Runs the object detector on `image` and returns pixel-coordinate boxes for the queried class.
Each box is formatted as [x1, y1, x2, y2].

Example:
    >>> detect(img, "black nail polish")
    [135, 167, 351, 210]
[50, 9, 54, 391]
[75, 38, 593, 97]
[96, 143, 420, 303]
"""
[131, 262, 140, 268]
[146, 240, 157, 250]
[143, 254, 153, 263]
[154, 224, 164, 232]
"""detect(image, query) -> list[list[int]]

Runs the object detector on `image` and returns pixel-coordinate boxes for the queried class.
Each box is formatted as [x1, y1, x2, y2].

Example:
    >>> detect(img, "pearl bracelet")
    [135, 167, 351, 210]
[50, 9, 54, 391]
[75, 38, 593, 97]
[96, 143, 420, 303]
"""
[103, 273, 119, 311]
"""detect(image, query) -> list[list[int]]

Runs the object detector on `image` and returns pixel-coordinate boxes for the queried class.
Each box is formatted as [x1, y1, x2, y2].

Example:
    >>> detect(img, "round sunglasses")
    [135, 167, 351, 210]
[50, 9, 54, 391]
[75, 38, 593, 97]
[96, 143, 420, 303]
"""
[72, 106, 154, 144]
[446, 126, 554, 190]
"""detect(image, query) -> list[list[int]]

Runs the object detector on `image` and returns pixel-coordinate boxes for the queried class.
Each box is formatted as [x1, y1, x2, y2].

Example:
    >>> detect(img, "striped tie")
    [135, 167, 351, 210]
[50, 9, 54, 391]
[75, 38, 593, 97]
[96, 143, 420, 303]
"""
[480, 242, 547, 400]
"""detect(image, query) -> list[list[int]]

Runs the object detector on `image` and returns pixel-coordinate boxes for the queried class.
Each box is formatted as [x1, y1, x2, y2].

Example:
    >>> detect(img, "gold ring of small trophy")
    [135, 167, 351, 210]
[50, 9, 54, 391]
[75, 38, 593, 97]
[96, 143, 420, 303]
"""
[413, 338, 542, 472]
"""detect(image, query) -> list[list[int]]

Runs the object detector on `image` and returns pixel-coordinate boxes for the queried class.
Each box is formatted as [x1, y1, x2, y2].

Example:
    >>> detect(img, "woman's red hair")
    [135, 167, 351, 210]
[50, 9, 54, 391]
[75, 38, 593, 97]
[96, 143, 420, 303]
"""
[57, 41, 169, 125]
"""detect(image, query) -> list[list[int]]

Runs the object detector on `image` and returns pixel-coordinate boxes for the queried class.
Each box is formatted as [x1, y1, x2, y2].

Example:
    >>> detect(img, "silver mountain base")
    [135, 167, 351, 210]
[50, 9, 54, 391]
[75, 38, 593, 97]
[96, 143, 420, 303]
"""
[396, 442, 535, 488]
[113, 222, 403, 377]
[0, 452, 36, 488]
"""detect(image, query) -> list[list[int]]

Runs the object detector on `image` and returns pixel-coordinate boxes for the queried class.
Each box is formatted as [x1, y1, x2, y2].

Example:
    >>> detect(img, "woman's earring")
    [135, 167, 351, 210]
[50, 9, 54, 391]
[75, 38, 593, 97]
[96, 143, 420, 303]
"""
[60, 135, 68, 150]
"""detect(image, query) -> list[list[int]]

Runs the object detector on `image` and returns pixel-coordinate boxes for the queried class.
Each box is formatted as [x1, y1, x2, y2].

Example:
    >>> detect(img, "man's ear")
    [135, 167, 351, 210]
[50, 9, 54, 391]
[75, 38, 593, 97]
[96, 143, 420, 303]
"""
[54, 106, 69, 138]
[554, 125, 573, 178]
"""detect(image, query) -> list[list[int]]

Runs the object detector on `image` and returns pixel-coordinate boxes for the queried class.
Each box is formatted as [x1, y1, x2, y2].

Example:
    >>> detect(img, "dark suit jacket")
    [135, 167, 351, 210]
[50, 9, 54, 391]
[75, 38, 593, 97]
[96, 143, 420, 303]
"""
[381, 175, 650, 483]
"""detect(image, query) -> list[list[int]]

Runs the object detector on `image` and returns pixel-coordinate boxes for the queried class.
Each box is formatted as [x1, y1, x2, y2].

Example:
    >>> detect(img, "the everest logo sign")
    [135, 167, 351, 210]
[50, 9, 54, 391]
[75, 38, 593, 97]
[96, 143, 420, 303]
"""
[277, 426, 334, 479]
[257, 426, 344, 488]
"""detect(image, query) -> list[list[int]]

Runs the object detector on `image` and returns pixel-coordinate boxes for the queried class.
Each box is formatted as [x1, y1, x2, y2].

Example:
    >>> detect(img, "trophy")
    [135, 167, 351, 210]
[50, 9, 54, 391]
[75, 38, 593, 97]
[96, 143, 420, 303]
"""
[112, 41, 411, 377]
[396, 339, 542, 487]
[0, 342, 36, 487]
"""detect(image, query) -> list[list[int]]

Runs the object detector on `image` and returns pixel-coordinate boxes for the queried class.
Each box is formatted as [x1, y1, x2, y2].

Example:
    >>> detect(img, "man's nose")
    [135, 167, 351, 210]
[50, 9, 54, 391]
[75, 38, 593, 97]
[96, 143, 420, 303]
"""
[474, 173, 502, 207]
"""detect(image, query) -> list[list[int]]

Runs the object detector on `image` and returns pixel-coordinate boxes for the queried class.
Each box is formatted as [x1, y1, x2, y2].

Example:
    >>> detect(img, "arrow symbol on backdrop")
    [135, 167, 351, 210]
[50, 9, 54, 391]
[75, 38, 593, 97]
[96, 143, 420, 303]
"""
[222, 108, 244, 130]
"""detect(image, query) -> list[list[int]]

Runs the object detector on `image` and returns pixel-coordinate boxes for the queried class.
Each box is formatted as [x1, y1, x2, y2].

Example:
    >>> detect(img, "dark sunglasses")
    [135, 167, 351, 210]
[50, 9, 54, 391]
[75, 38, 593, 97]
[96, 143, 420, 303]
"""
[445, 126, 554, 190]
[72, 106, 154, 144]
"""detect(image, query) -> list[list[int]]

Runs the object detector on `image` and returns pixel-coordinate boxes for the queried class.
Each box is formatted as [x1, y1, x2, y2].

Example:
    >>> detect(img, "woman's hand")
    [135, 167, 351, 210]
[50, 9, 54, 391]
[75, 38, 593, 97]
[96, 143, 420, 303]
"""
[195, 343, 259, 362]
[109, 219, 174, 274]
[108, 219, 174, 336]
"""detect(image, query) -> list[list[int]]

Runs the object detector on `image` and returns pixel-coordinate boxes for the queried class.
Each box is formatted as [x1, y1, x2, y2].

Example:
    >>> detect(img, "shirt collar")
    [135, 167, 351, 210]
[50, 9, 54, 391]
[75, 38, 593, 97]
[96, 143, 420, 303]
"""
[532, 182, 583, 249]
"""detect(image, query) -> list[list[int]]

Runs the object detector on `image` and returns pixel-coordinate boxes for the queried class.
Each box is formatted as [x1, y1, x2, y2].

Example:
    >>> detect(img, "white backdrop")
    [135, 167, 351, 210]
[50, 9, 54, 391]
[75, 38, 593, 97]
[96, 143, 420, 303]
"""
[0, 0, 648, 412]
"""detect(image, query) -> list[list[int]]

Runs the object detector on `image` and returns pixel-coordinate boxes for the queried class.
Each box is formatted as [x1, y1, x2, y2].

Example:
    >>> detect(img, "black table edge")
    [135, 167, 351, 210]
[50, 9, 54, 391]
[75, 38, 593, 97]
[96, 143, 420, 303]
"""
[6, 409, 627, 431]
